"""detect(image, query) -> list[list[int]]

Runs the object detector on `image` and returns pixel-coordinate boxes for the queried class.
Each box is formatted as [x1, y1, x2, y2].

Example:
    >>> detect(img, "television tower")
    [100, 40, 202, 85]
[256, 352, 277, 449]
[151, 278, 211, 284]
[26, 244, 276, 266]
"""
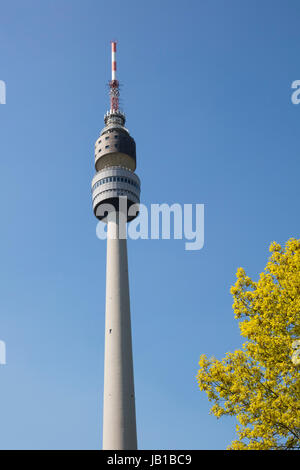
[91, 42, 140, 450]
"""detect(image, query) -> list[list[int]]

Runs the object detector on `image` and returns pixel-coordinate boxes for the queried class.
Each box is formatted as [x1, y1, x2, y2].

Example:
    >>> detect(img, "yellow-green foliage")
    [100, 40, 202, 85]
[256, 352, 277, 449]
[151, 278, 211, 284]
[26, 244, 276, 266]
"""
[197, 239, 300, 449]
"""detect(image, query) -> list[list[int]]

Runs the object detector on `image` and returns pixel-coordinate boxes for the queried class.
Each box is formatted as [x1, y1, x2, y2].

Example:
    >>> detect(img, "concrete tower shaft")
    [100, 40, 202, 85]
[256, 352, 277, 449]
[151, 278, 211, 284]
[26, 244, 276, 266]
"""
[102, 214, 138, 450]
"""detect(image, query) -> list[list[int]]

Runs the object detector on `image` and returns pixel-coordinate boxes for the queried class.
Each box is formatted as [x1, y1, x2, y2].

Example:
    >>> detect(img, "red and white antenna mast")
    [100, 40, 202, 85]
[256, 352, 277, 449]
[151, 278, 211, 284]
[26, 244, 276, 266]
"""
[109, 41, 120, 112]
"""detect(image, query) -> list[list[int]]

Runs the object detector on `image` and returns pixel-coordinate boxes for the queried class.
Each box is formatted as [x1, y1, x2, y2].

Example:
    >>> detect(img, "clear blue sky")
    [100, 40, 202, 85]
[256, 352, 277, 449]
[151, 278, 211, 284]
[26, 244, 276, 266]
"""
[0, 0, 299, 450]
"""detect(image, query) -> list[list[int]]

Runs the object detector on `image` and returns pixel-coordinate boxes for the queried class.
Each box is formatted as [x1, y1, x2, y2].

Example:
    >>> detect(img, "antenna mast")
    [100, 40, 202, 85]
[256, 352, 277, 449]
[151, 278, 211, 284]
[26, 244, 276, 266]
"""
[109, 41, 120, 112]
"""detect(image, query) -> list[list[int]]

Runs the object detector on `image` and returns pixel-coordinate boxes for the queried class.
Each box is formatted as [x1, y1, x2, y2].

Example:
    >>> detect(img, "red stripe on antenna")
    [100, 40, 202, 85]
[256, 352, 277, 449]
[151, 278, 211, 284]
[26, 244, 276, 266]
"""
[111, 42, 117, 52]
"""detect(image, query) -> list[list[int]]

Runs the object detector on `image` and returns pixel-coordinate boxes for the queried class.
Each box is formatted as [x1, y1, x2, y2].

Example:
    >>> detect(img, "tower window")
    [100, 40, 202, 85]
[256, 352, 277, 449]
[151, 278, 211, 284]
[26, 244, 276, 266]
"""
[105, 145, 109, 149]
[105, 136, 109, 140]
[114, 135, 118, 139]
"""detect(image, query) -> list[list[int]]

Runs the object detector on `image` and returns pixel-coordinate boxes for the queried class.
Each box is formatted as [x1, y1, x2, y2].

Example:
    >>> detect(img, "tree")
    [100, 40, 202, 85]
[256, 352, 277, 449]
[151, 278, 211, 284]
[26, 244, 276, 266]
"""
[197, 238, 300, 450]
